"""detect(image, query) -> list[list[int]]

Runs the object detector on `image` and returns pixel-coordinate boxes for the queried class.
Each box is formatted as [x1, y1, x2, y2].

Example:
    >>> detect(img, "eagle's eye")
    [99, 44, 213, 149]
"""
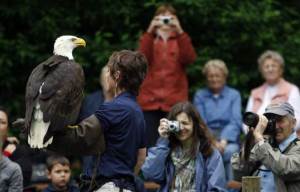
[71, 38, 77, 42]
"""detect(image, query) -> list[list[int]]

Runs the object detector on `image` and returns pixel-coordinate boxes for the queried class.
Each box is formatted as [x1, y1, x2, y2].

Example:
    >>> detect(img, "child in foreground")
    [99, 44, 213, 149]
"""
[43, 155, 79, 192]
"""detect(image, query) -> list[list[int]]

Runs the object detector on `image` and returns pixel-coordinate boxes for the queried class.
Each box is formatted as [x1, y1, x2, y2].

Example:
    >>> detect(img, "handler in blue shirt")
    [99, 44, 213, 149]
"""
[78, 65, 113, 174]
[193, 59, 242, 182]
[51, 50, 148, 192]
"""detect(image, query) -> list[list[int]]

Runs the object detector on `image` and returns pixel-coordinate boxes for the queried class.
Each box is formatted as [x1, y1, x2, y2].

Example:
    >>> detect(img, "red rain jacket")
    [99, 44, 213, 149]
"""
[138, 32, 197, 112]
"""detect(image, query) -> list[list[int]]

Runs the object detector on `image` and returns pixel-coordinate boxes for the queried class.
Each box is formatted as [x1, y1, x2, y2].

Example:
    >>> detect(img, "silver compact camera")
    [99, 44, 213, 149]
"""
[167, 120, 181, 133]
[158, 16, 173, 25]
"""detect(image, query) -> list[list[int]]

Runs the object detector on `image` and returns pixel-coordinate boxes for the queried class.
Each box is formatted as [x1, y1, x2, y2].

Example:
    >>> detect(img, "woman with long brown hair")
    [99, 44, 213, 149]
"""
[141, 102, 226, 192]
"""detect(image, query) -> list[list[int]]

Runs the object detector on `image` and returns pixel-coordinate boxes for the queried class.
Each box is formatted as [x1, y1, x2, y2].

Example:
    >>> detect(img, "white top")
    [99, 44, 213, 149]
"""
[244, 84, 300, 132]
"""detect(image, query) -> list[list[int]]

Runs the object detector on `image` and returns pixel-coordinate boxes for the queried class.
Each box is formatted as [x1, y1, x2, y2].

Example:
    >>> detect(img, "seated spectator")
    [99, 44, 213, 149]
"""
[193, 59, 242, 182]
[246, 50, 300, 131]
[232, 102, 300, 191]
[44, 155, 79, 192]
[142, 102, 227, 192]
[0, 106, 33, 187]
[0, 130, 23, 191]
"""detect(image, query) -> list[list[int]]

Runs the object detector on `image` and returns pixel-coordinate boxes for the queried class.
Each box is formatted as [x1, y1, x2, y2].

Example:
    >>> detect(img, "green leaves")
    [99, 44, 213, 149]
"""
[1, 0, 300, 119]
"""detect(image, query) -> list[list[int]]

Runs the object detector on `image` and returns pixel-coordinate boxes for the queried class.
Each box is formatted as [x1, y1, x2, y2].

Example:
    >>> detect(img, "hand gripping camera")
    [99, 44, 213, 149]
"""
[243, 112, 278, 159]
[166, 120, 181, 133]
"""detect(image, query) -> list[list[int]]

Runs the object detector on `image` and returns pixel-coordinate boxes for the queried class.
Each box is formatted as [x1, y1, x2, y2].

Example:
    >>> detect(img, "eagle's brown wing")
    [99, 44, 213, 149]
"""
[25, 55, 84, 143]
[25, 55, 67, 131]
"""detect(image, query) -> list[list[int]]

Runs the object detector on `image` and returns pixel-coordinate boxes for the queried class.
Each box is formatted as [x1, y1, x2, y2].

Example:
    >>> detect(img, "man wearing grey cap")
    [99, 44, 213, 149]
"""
[231, 102, 300, 192]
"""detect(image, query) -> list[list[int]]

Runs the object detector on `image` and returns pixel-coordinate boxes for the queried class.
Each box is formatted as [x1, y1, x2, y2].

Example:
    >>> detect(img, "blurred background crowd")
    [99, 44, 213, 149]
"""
[1, 1, 300, 192]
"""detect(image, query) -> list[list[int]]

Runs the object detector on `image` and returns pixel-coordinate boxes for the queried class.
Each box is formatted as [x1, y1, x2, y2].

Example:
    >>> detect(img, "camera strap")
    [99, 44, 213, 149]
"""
[250, 161, 262, 176]
[281, 138, 300, 154]
[86, 152, 102, 192]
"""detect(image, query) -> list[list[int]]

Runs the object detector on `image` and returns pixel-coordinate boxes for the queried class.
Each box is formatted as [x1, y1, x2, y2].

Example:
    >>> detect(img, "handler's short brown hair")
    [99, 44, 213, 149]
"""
[107, 50, 148, 95]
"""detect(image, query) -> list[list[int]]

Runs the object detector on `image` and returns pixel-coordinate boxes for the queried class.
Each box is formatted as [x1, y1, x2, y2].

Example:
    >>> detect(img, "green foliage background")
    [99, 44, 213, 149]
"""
[1, 0, 300, 121]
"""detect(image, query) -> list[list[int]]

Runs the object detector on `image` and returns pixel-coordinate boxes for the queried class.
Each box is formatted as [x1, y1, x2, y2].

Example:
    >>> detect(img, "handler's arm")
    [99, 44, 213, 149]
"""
[48, 115, 105, 155]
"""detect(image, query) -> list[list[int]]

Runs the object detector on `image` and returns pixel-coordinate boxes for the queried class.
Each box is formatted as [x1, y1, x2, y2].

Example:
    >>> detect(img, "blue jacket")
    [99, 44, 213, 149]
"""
[193, 86, 242, 143]
[142, 138, 227, 192]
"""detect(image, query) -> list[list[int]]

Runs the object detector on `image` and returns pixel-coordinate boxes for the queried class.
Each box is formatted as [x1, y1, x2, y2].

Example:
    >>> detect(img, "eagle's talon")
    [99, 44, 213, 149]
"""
[67, 125, 79, 129]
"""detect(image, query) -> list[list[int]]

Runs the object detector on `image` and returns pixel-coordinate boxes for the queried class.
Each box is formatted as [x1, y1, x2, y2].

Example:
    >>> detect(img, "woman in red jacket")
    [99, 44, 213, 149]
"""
[138, 4, 197, 147]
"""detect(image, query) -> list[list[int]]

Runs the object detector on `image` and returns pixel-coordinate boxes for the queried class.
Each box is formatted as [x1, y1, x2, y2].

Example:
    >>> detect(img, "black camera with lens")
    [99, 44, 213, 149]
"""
[243, 112, 279, 161]
[243, 112, 277, 135]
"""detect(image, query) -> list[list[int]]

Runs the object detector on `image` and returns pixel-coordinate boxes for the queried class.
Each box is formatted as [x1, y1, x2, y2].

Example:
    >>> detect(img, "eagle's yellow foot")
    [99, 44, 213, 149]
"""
[68, 125, 79, 129]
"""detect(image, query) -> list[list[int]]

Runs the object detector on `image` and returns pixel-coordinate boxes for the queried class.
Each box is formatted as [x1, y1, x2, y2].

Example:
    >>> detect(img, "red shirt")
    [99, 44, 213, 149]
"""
[138, 32, 197, 112]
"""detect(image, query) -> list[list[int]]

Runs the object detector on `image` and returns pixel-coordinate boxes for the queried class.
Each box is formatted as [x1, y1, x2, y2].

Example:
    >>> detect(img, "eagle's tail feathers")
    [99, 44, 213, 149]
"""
[28, 103, 53, 149]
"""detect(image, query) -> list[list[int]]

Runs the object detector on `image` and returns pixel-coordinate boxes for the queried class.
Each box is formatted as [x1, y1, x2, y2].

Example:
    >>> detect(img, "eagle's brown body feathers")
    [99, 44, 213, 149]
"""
[25, 55, 84, 147]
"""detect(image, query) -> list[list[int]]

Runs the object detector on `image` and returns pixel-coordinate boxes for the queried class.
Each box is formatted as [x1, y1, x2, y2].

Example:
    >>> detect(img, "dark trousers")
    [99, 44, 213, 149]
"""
[143, 110, 167, 148]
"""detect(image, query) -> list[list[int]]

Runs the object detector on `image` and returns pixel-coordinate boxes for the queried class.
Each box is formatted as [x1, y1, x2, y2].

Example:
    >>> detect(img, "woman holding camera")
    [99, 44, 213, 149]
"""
[141, 102, 227, 192]
[138, 4, 197, 148]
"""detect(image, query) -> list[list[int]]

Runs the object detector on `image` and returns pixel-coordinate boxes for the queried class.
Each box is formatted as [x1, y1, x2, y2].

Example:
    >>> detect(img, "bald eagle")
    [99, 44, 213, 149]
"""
[25, 35, 86, 148]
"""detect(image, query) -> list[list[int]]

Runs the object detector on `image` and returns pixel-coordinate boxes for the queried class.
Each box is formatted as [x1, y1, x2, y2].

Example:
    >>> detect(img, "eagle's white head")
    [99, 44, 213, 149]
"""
[53, 35, 86, 60]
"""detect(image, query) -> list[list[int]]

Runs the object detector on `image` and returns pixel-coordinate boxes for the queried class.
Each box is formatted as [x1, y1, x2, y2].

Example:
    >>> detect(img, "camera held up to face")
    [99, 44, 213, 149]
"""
[158, 16, 173, 25]
[244, 111, 281, 148]
[166, 120, 181, 133]
[243, 112, 279, 160]
[243, 112, 278, 135]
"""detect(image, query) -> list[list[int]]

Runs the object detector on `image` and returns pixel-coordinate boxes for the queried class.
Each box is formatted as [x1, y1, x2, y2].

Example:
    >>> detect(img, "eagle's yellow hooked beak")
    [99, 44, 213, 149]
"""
[73, 38, 86, 47]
